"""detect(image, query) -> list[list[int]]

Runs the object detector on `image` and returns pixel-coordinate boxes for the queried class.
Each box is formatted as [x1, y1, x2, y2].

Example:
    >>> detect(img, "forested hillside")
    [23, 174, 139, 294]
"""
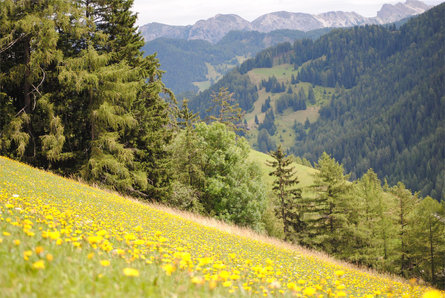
[190, 4, 445, 200]
[142, 29, 330, 94]
[291, 4, 445, 199]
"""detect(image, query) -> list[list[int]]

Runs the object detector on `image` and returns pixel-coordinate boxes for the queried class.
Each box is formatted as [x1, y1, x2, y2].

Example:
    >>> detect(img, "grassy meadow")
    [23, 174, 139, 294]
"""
[245, 64, 337, 149]
[0, 156, 443, 297]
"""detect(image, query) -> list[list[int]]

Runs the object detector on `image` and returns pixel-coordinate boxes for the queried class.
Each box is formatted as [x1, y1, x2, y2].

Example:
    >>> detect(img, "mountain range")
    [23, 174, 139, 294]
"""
[139, 0, 431, 43]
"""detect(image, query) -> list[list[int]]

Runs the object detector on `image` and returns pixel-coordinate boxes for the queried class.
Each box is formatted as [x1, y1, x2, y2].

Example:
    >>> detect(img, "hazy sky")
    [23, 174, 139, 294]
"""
[132, 0, 444, 26]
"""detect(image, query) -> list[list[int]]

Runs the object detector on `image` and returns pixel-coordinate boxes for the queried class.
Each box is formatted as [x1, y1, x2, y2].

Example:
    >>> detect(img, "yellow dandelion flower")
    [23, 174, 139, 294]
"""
[23, 250, 32, 261]
[162, 264, 176, 276]
[35, 246, 44, 255]
[32, 260, 45, 270]
[222, 280, 232, 287]
[422, 290, 444, 298]
[303, 286, 317, 296]
[209, 280, 218, 290]
[298, 279, 306, 285]
[87, 252, 94, 259]
[123, 268, 139, 277]
[335, 270, 345, 277]
[3, 232, 10, 236]
[13, 239, 20, 246]
[100, 260, 110, 267]
[48, 231, 60, 240]
[46, 253, 54, 262]
[191, 276, 205, 285]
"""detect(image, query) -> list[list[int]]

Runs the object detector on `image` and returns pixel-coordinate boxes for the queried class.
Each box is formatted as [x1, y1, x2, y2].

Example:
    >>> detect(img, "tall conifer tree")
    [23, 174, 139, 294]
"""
[267, 145, 303, 241]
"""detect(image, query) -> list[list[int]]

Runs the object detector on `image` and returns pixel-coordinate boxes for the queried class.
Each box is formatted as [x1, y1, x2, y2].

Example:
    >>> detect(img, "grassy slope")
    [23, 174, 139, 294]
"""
[0, 156, 439, 297]
[244, 64, 336, 150]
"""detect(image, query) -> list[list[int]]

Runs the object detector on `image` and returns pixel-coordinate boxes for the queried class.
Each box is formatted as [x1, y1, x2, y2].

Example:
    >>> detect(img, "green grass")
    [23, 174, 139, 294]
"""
[0, 156, 438, 297]
[248, 64, 298, 85]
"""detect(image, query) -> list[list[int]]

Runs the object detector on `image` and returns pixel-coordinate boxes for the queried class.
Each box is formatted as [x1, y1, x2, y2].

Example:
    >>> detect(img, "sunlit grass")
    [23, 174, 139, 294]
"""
[0, 156, 441, 297]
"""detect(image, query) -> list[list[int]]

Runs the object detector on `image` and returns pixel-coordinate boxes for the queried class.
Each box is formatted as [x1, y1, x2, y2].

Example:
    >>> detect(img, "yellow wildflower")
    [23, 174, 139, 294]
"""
[422, 290, 443, 298]
[35, 246, 44, 255]
[32, 260, 45, 270]
[303, 287, 317, 296]
[123, 268, 139, 277]
[23, 250, 32, 261]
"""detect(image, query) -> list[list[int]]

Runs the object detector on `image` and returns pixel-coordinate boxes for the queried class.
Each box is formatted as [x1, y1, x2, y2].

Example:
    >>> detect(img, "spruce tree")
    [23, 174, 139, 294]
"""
[304, 152, 352, 253]
[267, 145, 303, 241]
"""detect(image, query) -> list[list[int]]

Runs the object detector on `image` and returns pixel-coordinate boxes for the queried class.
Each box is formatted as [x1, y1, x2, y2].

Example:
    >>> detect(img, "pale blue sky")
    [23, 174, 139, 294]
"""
[132, 0, 443, 26]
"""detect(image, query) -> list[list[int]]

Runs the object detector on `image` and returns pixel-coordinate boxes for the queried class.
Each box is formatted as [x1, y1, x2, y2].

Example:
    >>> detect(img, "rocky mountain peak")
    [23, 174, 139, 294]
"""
[139, 0, 432, 43]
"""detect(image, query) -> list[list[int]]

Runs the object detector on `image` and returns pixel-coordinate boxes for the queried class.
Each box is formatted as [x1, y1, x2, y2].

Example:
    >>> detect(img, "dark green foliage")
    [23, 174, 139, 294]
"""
[267, 145, 302, 241]
[261, 97, 271, 113]
[261, 76, 285, 93]
[275, 94, 306, 114]
[0, 0, 173, 200]
[301, 153, 352, 253]
[258, 109, 276, 136]
[189, 70, 258, 119]
[256, 129, 276, 153]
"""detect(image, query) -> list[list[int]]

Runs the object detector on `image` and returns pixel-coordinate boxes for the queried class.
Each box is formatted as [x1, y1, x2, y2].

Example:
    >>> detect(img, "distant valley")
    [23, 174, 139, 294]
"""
[140, 0, 431, 94]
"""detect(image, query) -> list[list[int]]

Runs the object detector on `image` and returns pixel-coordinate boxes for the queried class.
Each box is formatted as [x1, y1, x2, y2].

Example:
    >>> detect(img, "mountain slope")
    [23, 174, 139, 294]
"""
[291, 4, 445, 199]
[189, 4, 445, 200]
[139, 0, 431, 43]
[143, 29, 330, 94]
[1, 156, 438, 296]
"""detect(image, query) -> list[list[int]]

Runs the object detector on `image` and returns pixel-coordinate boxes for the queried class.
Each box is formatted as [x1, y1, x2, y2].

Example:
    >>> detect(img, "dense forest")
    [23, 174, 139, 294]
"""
[190, 3, 445, 200]
[1, 0, 444, 290]
[291, 5, 445, 200]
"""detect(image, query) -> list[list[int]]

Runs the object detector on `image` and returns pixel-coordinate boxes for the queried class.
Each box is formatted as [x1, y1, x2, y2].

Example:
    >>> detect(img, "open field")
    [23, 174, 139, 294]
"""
[0, 156, 440, 297]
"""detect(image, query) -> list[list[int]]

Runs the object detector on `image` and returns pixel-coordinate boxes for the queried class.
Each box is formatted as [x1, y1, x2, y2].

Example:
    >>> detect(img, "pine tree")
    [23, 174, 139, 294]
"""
[267, 145, 303, 241]
[206, 87, 245, 132]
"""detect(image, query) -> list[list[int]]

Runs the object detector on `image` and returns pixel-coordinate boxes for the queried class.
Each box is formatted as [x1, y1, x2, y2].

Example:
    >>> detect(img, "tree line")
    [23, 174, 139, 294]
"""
[268, 147, 445, 289]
